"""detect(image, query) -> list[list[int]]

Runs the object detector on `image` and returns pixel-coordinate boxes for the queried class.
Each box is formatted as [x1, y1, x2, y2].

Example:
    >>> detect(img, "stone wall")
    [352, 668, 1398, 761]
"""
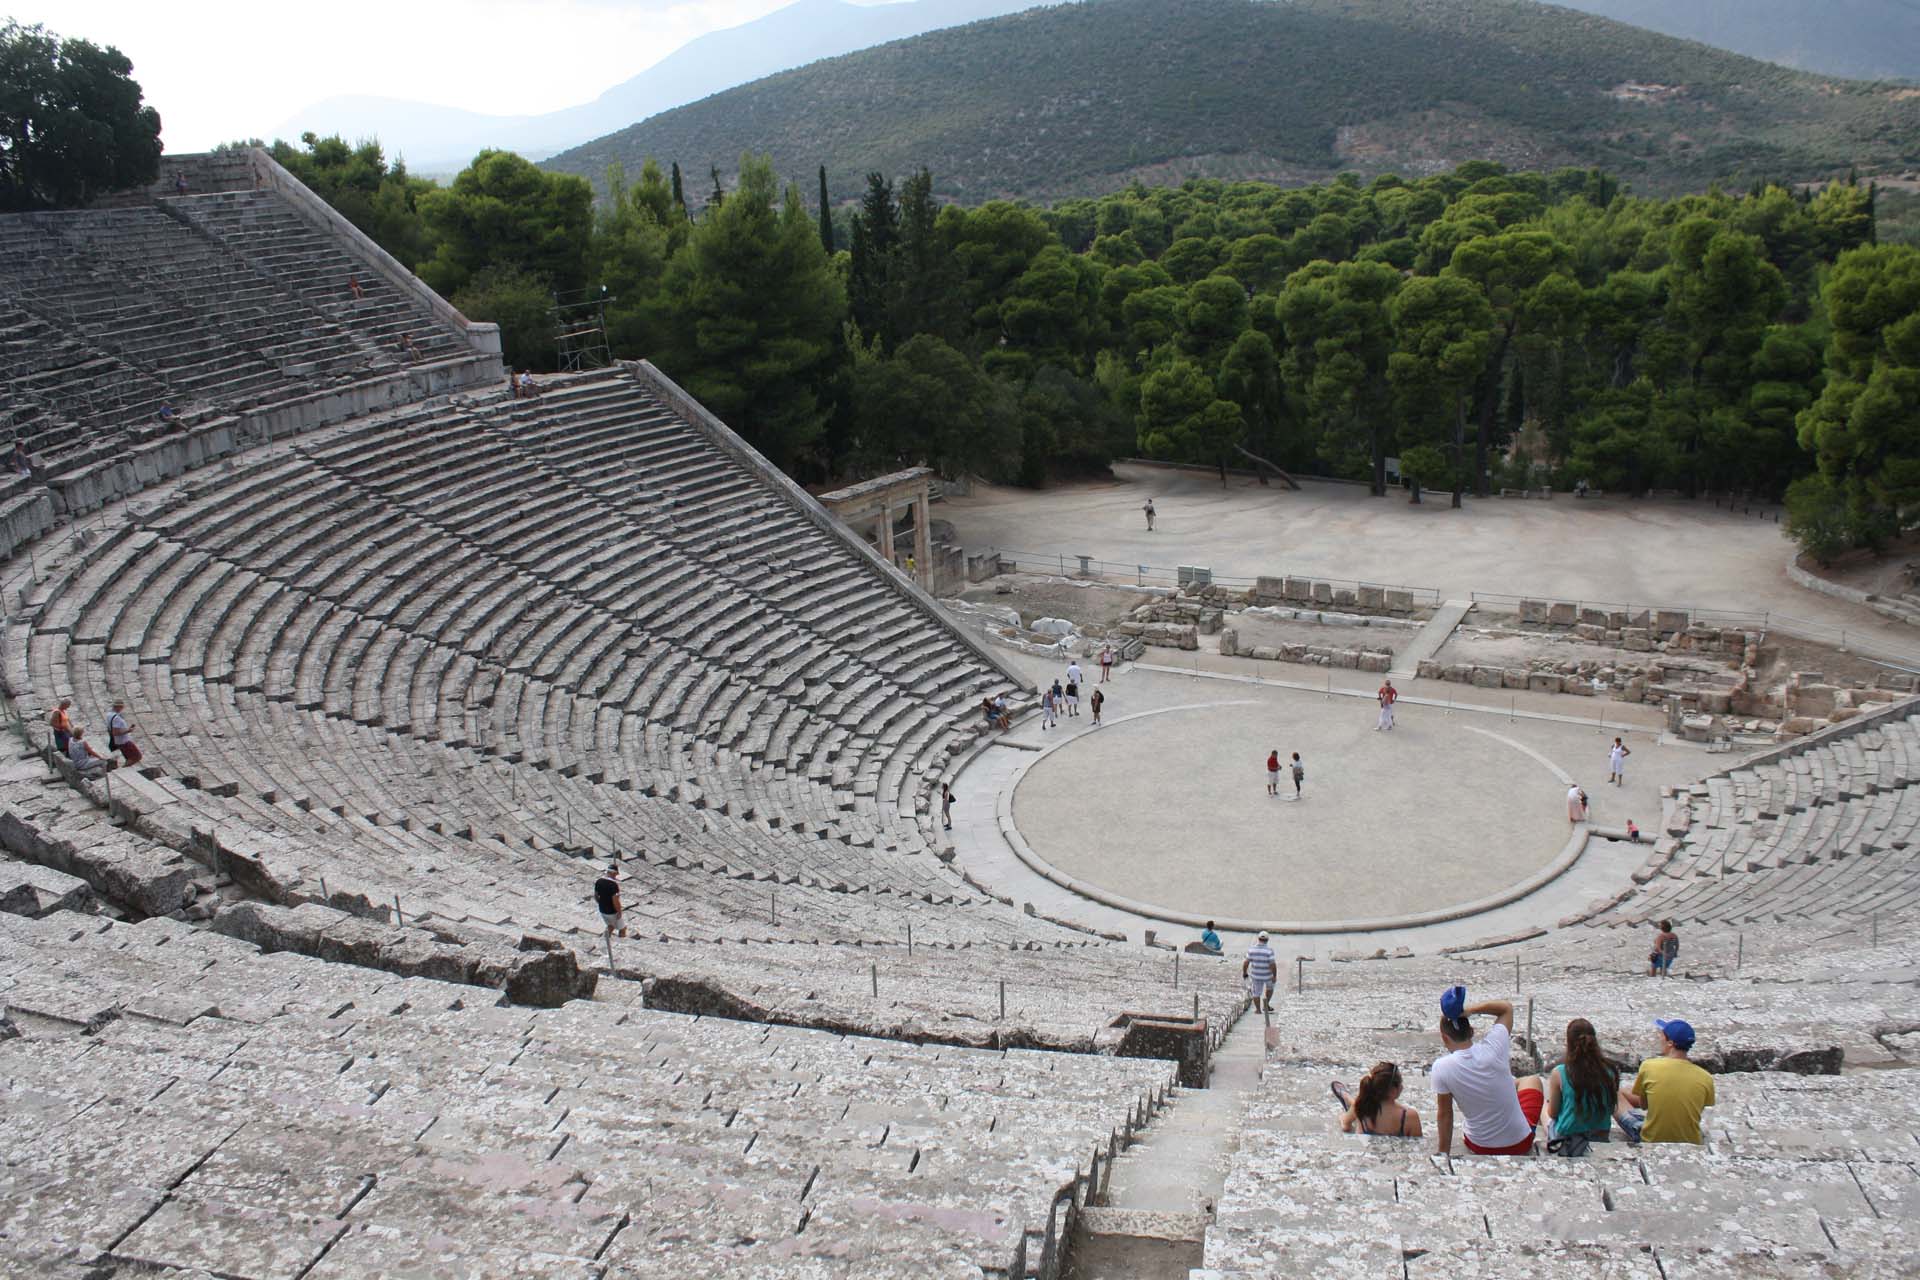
[212, 900, 597, 1007]
[1222, 628, 1392, 673]
[1247, 576, 1428, 618]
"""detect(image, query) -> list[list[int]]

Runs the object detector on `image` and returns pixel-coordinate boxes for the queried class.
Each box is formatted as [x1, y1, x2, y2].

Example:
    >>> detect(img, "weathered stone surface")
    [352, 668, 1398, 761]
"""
[1656, 609, 1689, 635]
[1383, 589, 1414, 613]
[1547, 602, 1577, 626]
[1519, 599, 1549, 624]
[0, 862, 94, 918]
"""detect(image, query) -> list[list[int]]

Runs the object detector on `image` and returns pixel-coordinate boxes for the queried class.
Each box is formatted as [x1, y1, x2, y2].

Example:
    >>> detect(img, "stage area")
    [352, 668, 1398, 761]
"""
[1010, 697, 1576, 926]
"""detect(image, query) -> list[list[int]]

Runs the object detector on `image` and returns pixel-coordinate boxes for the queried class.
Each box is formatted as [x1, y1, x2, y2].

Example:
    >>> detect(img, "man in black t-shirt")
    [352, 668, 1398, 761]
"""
[594, 865, 626, 938]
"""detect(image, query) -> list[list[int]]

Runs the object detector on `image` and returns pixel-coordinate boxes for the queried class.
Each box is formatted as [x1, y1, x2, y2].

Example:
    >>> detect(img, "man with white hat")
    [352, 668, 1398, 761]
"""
[1244, 931, 1277, 1014]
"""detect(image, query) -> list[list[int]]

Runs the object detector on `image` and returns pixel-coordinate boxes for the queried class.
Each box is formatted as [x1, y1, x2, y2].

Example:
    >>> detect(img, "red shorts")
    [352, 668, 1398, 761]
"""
[1464, 1086, 1543, 1155]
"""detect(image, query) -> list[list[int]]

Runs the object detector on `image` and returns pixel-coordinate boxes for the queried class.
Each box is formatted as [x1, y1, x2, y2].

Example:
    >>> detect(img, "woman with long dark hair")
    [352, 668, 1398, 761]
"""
[1332, 1062, 1423, 1138]
[1544, 1018, 1619, 1143]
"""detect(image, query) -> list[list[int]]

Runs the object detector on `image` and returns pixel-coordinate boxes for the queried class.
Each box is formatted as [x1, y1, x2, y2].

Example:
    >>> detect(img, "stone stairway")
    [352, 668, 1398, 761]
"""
[1389, 597, 1474, 679]
[1070, 1006, 1268, 1278]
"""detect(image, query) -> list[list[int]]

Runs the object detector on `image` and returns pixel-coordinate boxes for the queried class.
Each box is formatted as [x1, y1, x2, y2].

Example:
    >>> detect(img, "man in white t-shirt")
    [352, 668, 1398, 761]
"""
[1431, 985, 1543, 1156]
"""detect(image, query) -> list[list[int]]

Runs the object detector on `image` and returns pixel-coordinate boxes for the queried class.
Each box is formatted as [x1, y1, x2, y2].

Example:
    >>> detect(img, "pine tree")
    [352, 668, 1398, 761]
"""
[817, 165, 834, 255]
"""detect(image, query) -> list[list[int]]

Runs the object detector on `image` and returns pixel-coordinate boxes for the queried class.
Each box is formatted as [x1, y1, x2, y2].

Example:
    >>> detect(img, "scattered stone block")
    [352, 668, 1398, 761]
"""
[1357, 585, 1385, 610]
[1527, 672, 1562, 693]
[1519, 599, 1549, 624]
[1383, 589, 1414, 613]
[1547, 602, 1577, 626]
[1655, 609, 1688, 636]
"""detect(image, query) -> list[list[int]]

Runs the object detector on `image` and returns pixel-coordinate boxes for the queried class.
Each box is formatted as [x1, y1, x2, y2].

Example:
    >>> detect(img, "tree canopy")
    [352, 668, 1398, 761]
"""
[0, 21, 160, 212]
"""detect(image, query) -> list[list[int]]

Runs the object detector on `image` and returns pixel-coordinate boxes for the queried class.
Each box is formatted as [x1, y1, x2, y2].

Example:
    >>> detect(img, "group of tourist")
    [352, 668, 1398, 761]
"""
[509, 369, 540, 398]
[1326, 983, 1714, 1155]
[1039, 660, 1105, 729]
[49, 697, 141, 777]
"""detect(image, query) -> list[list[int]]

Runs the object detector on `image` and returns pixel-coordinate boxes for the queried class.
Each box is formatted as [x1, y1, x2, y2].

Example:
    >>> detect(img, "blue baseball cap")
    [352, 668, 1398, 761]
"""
[1440, 985, 1466, 1019]
[1654, 1017, 1695, 1050]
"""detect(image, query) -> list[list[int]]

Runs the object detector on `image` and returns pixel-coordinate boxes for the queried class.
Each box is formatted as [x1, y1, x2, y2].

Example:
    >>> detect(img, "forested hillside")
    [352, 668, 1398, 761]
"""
[545, 0, 1920, 202]
[1555, 0, 1920, 83]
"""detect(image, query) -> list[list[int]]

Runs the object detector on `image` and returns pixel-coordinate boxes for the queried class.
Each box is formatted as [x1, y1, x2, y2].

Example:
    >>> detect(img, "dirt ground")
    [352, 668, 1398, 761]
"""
[1755, 635, 1908, 689]
[1800, 533, 1920, 600]
[953, 574, 1155, 633]
[1232, 610, 1412, 656]
[1437, 627, 1618, 669]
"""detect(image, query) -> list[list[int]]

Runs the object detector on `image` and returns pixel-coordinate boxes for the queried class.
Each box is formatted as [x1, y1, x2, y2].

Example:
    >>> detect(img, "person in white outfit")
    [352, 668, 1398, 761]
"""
[1609, 737, 1631, 786]
[1377, 679, 1397, 731]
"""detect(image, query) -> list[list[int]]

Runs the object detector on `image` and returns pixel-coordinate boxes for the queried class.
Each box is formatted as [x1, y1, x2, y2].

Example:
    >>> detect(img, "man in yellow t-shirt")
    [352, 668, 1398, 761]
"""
[1619, 1017, 1715, 1143]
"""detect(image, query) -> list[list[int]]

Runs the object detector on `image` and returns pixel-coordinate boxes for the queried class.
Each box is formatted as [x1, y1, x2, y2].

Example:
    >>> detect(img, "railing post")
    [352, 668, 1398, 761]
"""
[1173, 949, 1180, 988]
[870, 962, 878, 997]
[999, 979, 1006, 1019]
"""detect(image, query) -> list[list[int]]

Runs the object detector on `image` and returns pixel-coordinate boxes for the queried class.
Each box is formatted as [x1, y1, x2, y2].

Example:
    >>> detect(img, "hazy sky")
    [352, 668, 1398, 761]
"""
[15, 0, 863, 150]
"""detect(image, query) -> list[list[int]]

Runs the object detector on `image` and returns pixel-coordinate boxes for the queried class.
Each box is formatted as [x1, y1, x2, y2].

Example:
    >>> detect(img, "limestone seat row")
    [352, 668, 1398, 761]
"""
[10, 365, 1041, 954]
[0, 908, 1173, 1278]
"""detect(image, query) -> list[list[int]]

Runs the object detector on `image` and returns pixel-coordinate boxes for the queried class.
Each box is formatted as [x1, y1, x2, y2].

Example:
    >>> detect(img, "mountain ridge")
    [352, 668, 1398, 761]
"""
[542, 0, 1920, 201]
[269, 0, 1056, 170]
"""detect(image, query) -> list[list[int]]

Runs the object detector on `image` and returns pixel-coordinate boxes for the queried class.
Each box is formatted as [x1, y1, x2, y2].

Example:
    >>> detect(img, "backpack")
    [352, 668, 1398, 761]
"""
[1662, 935, 1679, 961]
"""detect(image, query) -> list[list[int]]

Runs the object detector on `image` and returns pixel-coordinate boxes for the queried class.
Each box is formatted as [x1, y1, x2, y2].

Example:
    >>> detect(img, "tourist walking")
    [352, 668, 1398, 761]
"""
[1290, 752, 1305, 800]
[1566, 783, 1588, 823]
[593, 863, 627, 938]
[1143, 498, 1156, 531]
[1617, 1018, 1714, 1144]
[105, 701, 142, 767]
[1431, 986, 1543, 1157]
[1609, 737, 1631, 786]
[1376, 679, 1397, 731]
[1089, 687, 1104, 726]
[1099, 643, 1114, 682]
[1040, 685, 1057, 731]
[1267, 749, 1281, 796]
[940, 782, 955, 831]
[1064, 673, 1080, 718]
[49, 699, 72, 756]
[1244, 931, 1277, 1014]
[1648, 920, 1679, 977]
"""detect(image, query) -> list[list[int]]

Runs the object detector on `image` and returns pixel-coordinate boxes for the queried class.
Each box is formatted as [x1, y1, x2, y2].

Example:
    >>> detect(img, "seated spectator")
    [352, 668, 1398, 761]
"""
[1648, 920, 1679, 976]
[1333, 1062, 1422, 1138]
[10, 439, 31, 477]
[65, 726, 111, 777]
[158, 403, 177, 423]
[347, 273, 365, 301]
[1543, 1018, 1618, 1147]
[516, 369, 540, 397]
[1199, 920, 1222, 954]
[990, 694, 1010, 731]
[1431, 986, 1543, 1156]
[1618, 1018, 1714, 1144]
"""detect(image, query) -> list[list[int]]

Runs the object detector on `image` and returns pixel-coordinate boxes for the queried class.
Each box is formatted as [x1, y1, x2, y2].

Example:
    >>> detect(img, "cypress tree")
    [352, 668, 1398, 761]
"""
[670, 162, 686, 215]
[817, 165, 834, 255]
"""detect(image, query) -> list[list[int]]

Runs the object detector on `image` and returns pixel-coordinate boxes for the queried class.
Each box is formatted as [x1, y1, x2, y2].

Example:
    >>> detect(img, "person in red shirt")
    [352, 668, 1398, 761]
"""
[1377, 679, 1398, 731]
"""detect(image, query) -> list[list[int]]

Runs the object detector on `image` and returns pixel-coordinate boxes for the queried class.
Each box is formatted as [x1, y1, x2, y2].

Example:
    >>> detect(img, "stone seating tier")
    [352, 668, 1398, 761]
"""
[7, 364, 1042, 955]
[0, 909, 1173, 1278]
[0, 186, 479, 498]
